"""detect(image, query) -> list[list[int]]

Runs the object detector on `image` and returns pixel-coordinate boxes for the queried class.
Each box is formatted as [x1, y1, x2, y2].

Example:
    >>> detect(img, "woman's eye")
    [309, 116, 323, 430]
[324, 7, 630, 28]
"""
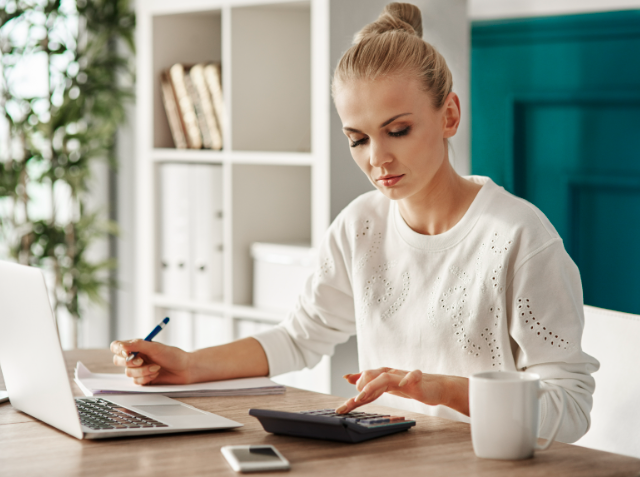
[388, 126, 411, 138]
[350, 137, 368, 148]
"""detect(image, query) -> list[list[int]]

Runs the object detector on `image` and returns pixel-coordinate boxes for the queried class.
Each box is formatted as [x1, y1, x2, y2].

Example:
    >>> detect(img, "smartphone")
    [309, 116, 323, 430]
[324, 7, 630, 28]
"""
[221, 445, 290, 473]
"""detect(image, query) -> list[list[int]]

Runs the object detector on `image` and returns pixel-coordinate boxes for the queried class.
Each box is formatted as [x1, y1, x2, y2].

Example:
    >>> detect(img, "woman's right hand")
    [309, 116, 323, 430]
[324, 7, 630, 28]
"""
[110, 339, 192, 386]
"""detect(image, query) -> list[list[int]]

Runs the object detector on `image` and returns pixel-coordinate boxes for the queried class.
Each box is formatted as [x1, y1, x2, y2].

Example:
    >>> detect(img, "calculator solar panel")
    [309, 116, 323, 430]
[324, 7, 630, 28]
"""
[249, 408, 416, 443]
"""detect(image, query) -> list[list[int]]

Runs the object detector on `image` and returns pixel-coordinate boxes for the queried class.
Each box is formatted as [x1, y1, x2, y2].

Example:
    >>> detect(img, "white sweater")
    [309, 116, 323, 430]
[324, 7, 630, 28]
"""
[254, 176, 599, 443]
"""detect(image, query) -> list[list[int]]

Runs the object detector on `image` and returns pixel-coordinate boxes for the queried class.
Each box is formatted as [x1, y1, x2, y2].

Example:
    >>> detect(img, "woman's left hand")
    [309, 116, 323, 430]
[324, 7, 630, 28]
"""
[335, 367, 469, 416]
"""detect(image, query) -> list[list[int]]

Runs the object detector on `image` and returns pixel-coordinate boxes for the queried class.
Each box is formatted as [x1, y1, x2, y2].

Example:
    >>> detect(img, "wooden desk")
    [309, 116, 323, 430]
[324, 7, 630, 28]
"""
[1, 350, 639, 477]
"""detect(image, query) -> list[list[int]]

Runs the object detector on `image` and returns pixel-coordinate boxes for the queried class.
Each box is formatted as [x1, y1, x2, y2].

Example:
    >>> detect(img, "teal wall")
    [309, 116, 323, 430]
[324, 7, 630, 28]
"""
[471, 11, 640, 314]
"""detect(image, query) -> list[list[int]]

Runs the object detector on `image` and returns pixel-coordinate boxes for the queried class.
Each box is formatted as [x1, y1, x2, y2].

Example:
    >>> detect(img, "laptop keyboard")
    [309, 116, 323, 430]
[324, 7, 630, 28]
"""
[76, 398, 169, 430]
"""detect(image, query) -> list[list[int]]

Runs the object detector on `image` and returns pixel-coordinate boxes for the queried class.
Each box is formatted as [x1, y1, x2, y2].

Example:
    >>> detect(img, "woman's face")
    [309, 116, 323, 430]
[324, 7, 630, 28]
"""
[333, 75, 460, 203]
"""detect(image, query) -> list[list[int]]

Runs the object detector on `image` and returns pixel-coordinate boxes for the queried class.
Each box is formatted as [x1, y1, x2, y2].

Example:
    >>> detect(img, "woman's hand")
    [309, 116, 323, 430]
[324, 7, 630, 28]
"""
[110, 339, 192, 385]
[335, 367, 469, 416]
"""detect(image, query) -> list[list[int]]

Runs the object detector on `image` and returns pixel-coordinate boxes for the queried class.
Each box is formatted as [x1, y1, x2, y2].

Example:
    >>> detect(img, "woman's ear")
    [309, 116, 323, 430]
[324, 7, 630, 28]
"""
[442, 92, 461, 139]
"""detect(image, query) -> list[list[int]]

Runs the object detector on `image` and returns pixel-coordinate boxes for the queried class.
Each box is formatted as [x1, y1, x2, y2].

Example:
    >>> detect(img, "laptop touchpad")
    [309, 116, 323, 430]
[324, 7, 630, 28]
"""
[134, 405, 204, 416]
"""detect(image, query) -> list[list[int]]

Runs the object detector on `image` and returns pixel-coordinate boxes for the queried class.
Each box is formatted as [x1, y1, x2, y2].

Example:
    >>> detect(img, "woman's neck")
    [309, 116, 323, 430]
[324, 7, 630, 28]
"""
[397, 159, 482, 236]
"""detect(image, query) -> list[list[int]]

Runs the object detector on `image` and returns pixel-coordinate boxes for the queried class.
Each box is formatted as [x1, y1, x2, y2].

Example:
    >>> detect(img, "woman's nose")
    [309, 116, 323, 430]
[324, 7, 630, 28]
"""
[369, 142, 392, 168]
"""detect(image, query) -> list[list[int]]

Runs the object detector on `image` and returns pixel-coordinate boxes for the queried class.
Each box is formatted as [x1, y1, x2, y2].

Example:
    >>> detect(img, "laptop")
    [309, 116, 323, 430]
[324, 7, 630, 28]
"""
[0, 260, 243, 439]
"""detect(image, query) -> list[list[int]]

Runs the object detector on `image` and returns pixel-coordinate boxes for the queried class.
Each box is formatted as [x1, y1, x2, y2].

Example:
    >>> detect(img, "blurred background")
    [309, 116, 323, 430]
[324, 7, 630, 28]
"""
[1, 0, 639, 397]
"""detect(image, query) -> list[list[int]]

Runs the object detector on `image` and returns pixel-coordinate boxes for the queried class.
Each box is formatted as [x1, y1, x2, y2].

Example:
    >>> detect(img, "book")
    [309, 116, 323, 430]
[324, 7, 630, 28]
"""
[190, 63, 223, 150]
[184, 71, 213, 149]
[204, 63, 225, 142]
[74, 362, 285, 397]
[160, 71, 187, 149]
[169, 63, 202, 149]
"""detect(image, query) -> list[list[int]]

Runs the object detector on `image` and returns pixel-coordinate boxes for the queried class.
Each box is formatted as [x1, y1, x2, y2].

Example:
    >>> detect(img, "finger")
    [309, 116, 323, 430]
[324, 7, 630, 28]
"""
[113, 354, 144, 367]
[358, 370, 403, 401]
[336, 397, 358, 414]
[127, 357, 145, 367]
[118, 339, 164, 359]
[134, 373, 159, 386]
[343, 372, 362, 385]
[398, 369, 422, 388]
[355, 367, 391, 392]
[110, 341, 120, 354]
[125, 364, 161, 379]
[111, 340, 133, 360]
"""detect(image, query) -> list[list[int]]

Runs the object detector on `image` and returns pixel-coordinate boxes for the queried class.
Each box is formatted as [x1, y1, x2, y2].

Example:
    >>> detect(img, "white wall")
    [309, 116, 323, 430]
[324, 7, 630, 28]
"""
[469, 0, 640, 20]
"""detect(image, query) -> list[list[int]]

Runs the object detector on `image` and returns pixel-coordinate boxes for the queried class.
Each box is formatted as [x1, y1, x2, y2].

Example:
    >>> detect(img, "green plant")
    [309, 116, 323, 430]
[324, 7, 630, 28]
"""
[0, 0, 135, 347]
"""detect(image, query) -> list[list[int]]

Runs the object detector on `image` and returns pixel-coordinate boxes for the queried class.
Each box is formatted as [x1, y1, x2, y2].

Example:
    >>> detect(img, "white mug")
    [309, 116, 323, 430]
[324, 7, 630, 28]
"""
[469, 371, 565, 460]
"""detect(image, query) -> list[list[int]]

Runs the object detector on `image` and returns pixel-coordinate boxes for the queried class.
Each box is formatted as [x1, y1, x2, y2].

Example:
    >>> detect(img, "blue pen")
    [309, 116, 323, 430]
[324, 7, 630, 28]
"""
[125, 317, 170, 362]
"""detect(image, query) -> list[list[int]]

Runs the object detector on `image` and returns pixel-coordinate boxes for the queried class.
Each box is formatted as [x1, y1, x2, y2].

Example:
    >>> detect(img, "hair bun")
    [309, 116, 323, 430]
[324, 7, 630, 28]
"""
[354, 2, 423, 44]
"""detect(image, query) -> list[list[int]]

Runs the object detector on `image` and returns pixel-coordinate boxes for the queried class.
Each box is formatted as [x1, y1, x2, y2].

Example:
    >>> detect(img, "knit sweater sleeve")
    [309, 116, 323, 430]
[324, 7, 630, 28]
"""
[508, 239, 600, 443]
[252, 211, 357, 377]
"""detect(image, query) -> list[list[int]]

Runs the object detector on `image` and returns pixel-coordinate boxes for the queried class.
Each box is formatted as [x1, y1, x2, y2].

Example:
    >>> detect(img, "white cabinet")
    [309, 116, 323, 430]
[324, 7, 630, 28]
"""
[134, 0, 469, 397]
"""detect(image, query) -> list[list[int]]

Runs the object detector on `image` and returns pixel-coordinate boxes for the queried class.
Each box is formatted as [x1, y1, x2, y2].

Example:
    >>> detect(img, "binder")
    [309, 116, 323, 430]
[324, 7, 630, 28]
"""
[159, 164, 191, 299]
[160, 163, 224, 350]
[189, 164, 223, 302]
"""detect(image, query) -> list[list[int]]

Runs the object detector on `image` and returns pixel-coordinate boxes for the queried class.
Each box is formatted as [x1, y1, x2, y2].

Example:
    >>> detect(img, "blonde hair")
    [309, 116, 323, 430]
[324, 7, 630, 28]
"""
[332, 2, 453, 109]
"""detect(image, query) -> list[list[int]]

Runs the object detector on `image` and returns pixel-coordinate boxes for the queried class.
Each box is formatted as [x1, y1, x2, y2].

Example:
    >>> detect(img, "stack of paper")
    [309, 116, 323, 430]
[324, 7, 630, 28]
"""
[74, 362, 285, 398]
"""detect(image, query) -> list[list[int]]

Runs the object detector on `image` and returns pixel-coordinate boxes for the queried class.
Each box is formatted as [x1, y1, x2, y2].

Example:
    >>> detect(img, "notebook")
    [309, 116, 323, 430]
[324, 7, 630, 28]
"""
[75, 362, 285, 397]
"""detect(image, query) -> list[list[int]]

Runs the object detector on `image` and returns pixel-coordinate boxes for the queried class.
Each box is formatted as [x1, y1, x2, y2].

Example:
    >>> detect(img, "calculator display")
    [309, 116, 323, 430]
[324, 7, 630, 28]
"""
[230, 446, 283, 463]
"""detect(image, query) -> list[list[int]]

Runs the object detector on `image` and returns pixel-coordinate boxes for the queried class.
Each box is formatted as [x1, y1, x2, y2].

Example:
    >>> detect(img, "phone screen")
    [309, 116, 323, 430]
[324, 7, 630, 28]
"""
[230, 446, 283, 464]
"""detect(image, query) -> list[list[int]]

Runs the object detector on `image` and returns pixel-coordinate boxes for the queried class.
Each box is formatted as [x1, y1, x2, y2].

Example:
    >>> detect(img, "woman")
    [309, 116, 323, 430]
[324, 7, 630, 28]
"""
[112, 3, 598, 443]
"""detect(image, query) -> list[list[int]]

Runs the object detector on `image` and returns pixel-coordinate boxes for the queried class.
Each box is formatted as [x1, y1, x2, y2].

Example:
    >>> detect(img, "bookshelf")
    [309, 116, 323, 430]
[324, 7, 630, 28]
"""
[135, 0, 469, 397]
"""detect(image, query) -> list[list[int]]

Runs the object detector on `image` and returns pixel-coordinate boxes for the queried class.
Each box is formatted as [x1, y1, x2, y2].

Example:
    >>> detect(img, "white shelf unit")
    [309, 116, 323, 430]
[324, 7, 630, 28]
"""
[135, 0, 469, 397]
[136, 0, 335, 395]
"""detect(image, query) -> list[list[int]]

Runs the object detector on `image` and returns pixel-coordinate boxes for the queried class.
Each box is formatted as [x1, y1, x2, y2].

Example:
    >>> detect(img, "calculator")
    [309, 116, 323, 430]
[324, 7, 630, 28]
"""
[249, 408, 416, 443]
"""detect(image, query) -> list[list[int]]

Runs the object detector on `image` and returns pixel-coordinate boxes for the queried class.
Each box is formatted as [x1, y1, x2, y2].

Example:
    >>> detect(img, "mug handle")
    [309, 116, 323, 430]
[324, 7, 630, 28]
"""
[536, 387, 566, 451]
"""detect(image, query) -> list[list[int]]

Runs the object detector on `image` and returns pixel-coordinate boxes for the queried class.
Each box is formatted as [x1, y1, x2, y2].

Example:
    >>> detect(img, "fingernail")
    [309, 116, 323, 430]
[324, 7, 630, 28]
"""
[343, 374, 352, 379]
[121, 350, 128, 358]
[133, 358, 143, 366]
[336, 405, 347, 414]
[398, 378, 408, 387]
[149, 365, 160, 373]
[354, 390, 367, 403]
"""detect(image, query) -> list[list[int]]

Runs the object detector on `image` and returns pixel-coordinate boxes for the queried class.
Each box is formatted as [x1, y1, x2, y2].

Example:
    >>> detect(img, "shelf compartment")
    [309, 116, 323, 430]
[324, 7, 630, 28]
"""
[231, 164, 311, 305]
[230, 2, 311, 152]
[152, 10, 223, 149]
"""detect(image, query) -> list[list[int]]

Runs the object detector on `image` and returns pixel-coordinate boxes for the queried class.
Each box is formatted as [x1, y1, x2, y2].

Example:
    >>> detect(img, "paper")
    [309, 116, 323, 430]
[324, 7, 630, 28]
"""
[74, 362, 285, 398]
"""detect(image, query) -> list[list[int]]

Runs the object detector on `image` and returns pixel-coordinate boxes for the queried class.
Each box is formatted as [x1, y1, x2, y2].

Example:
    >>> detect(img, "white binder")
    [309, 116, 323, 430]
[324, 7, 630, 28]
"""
[189, 164, 223, 301]
[159, 164, 191, 298]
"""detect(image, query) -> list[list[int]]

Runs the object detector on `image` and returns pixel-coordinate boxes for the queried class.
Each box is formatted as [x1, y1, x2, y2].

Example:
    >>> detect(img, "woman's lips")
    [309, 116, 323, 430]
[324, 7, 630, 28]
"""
[377, 174, 404, 187]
